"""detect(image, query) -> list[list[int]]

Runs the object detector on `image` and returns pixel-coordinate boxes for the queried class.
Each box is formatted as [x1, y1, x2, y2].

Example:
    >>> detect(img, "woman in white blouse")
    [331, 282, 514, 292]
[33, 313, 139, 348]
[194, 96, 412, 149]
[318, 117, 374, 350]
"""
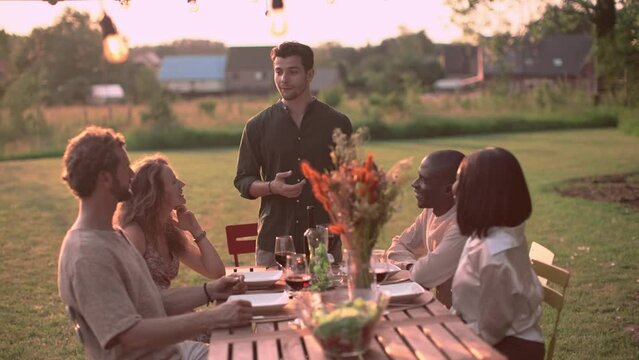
[451, 147, 544, 360]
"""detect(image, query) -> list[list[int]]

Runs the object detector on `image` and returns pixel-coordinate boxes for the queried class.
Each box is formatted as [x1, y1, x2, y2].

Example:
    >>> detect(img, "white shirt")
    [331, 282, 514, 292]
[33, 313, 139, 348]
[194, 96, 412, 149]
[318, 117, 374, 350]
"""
[387, 206, 466, 289]
[452, 223, 544, 345]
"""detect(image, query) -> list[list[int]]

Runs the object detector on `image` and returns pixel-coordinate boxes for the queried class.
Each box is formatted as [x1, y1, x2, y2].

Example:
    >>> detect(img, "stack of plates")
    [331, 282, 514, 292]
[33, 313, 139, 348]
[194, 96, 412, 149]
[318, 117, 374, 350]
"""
[236, 270, 283, 289]
[379, 281, 429, 303]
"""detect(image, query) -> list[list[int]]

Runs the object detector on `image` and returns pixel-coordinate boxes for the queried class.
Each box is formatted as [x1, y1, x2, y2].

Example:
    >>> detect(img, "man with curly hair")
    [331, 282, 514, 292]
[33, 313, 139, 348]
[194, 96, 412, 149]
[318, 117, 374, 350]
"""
[58, 126, 252, 360]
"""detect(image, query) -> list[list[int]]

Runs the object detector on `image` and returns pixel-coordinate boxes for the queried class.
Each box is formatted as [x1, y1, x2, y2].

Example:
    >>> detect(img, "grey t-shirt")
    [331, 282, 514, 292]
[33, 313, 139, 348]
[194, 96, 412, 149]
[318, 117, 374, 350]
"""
[58, 228, 180, 360]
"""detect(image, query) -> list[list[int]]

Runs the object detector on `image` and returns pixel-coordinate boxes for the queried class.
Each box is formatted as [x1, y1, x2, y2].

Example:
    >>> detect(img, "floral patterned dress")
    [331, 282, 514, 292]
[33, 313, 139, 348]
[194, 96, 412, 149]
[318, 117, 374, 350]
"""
[143, 243, 179, 290]
[143, 241, 210, 343]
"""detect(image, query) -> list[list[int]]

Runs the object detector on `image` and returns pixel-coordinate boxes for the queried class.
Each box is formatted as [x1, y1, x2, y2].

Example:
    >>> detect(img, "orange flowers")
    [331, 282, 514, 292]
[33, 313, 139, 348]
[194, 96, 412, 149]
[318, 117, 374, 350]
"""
[299, 128, 412, 257]
[300, 161, 332, 213]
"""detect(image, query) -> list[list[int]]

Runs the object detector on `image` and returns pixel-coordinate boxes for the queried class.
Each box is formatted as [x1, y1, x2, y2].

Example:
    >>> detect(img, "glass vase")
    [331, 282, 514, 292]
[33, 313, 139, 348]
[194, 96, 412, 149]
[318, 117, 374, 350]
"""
[342, 232, 375, 291]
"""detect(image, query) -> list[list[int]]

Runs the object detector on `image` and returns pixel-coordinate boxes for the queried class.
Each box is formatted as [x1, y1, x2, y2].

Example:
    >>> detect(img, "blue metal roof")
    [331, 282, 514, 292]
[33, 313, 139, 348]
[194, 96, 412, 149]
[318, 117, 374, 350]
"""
[158, 55, 227, 81]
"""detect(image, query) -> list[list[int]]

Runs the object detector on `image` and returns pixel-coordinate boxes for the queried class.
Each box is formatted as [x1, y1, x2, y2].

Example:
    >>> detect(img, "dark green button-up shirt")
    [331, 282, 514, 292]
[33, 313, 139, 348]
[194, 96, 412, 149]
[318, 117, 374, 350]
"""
[234, 99, 352, 253]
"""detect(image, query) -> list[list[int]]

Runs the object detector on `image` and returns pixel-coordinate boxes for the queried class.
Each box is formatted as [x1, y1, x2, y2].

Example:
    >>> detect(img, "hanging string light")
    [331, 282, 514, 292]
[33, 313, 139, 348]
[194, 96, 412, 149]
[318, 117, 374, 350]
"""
[119, 0, 130, 9]
[187, 0, 199, 13]
[268, 0, 287, 36]
[99, 12, 129, 64]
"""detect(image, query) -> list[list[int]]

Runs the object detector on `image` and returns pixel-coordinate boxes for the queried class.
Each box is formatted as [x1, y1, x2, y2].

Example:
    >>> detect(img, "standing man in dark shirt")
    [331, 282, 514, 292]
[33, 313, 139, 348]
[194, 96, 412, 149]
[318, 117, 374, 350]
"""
[234, 42, 352, 266]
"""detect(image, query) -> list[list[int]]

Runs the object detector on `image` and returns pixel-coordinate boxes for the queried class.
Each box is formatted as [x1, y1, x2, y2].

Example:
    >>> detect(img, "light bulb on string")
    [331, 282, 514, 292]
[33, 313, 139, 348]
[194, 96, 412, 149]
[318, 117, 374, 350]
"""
[99, 13, 129, 64]
[187, 0, 199, 13]
[269, 0, 287, 36]
[119, 0, 130, 9]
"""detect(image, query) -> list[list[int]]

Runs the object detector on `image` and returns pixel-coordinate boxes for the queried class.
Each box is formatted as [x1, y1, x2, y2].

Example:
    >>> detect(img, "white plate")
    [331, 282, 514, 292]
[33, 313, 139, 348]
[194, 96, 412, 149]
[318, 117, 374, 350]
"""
[339, 262, 401, 277]
[227, 292, 289, 312]
[379, 281, 427, 303]
[236, 271, 283, 288]
[371, 262, 401, 277]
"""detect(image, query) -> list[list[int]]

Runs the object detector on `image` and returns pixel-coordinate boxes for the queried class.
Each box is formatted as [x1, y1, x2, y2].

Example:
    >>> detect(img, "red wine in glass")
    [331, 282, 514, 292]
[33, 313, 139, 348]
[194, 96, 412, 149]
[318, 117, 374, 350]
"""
[285, 274, 311, 290]
[275, 251, 295, 269]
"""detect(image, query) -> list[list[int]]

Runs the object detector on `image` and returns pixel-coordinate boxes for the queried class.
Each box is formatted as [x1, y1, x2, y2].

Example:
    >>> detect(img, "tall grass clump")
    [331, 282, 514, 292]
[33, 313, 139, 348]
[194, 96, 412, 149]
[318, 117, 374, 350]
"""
[355, 108, 618, 141]
[618, 109, 639, 136]
[126, 126, 241, 151]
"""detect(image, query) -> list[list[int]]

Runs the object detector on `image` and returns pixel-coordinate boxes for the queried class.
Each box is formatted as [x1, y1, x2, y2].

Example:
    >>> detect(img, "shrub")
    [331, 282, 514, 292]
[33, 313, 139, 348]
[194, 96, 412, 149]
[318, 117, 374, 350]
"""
[618, 109, 639, 136]
[198, 100, 217, 118]
[140, 92, 178, 128]
[126, 125, 240, 151]
[319, 86, 344, 108]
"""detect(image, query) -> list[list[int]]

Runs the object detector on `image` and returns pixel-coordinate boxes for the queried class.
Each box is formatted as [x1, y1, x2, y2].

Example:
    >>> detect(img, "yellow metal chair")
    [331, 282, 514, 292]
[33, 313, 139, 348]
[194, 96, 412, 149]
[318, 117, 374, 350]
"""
[531, 259, 571, 360]
[529, 241, 555, 285]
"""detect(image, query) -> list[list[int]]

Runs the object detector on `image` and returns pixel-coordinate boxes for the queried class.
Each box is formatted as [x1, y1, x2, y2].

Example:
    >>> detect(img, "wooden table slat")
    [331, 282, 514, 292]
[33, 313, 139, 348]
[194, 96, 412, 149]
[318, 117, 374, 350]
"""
[423, 297, 451, 316]
[255, 322, 279, 360]
[277, 320, 307, 360]
[231, 326, 255, 360]
[444, 322, 507, 360]
[208, 328, 232, 360]
[406, 308, 474, 360]
[301, 332, 326, 360]
[387, 310, 446, 360]
[367, 336, 392, 360]
[376, 314, 419, 360]
[213, 267, 507, 360]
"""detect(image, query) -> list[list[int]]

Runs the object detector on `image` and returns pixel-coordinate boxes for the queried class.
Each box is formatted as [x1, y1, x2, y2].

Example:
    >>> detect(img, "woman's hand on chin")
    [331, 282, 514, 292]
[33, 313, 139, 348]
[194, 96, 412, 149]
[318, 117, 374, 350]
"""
[173, 205, 202, 235]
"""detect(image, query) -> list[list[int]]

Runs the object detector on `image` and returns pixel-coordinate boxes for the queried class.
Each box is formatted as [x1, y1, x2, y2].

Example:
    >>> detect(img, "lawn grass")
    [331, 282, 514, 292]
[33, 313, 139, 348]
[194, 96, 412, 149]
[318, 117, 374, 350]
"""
[0, 129, 638, 359]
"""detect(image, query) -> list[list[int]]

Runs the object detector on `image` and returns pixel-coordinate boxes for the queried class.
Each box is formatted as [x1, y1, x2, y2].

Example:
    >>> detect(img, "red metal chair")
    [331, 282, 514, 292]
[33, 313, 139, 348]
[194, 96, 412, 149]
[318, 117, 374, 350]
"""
[225, 223, 258, 267]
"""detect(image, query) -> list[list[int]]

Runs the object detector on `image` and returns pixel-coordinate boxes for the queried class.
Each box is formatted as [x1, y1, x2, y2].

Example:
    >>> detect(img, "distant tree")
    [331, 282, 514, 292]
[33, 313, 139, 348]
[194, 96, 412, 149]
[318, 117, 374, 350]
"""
[0, 30, 10, 61]
[333, 31, 442, 95]
[8, 9, 102, 105]
[2, 70, 47, 137]
[318, 86, 344, 108]
[131, 66, 162, 104]
[198, 100, 217, 119]
[527, 3, 593, 39]
[447, 0, 635, 103]
[141, 91, 178, 128]
[137, 39, 226, 57]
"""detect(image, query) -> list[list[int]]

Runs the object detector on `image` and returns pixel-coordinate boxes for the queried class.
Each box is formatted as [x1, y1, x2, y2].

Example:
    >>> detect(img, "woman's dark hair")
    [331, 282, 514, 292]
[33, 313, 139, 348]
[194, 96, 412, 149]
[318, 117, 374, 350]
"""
[270, 41, 314, 71]
[455, 147, 532, 238]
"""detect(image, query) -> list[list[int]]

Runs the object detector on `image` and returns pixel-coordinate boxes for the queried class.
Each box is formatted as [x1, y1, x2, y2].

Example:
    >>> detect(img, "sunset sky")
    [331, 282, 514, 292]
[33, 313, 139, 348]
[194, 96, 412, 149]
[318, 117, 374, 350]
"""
[0, 0, 545, 48]
[0, 0, 558, 47]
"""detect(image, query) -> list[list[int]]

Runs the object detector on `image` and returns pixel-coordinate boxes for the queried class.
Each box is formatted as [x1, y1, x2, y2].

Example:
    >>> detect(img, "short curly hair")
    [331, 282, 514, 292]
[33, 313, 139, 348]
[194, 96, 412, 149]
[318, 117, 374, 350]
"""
[62, 126, 126, 198]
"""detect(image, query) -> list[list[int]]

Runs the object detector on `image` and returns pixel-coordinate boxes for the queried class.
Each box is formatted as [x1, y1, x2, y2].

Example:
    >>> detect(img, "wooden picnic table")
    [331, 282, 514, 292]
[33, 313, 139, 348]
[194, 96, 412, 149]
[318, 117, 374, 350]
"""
[210, 266, 506, 360]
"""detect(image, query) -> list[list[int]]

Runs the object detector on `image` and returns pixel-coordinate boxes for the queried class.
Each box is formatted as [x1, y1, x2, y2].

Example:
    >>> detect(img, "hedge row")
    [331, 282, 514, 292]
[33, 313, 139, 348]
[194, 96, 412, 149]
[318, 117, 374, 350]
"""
[0, 110, 620, 160]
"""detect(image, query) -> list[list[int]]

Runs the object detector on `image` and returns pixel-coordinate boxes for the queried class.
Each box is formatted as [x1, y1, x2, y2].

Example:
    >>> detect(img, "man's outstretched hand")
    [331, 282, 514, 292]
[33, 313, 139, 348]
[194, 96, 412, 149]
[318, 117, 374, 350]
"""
[271, 170, 305, 198]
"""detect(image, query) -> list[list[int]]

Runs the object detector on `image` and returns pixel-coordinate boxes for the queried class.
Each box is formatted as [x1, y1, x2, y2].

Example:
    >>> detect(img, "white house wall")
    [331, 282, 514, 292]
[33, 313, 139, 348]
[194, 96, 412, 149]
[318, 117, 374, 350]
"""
[163, 80, 225, 94]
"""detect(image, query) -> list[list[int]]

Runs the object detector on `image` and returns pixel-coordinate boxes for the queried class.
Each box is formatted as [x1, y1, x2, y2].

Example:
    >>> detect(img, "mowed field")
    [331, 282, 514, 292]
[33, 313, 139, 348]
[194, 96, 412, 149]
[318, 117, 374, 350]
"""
[1, 129, 638, 359]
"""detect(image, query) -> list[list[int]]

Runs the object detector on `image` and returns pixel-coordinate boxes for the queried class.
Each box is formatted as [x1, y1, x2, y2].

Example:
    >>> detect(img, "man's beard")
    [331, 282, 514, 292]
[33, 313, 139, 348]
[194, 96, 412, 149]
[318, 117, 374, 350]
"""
[279, 82, 308, 101]
[111, 177, 132, 202]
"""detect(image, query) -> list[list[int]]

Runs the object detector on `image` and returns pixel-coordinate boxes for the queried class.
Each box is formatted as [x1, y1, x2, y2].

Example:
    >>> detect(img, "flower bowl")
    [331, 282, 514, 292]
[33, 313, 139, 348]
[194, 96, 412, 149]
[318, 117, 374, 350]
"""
[296, 288, 389, 358]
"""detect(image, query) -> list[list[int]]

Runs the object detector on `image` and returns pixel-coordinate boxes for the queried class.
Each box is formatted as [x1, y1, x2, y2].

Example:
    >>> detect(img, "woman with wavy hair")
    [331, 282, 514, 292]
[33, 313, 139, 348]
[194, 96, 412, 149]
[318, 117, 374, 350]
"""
[117, 154, 225, 290]
[451, 147, 544, 360]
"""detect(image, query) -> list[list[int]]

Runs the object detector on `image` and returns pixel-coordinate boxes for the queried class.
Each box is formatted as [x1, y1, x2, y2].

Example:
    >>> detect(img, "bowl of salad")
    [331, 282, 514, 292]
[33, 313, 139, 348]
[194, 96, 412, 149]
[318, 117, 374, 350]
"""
[296, 288, 389, 357]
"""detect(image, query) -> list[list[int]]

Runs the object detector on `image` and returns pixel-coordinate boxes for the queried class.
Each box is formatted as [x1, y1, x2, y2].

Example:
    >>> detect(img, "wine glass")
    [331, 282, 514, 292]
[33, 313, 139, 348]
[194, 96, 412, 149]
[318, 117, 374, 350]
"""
[285, 253, 311, 293]
[370, 249, 390, 284]
[274, 235, 295, 269]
